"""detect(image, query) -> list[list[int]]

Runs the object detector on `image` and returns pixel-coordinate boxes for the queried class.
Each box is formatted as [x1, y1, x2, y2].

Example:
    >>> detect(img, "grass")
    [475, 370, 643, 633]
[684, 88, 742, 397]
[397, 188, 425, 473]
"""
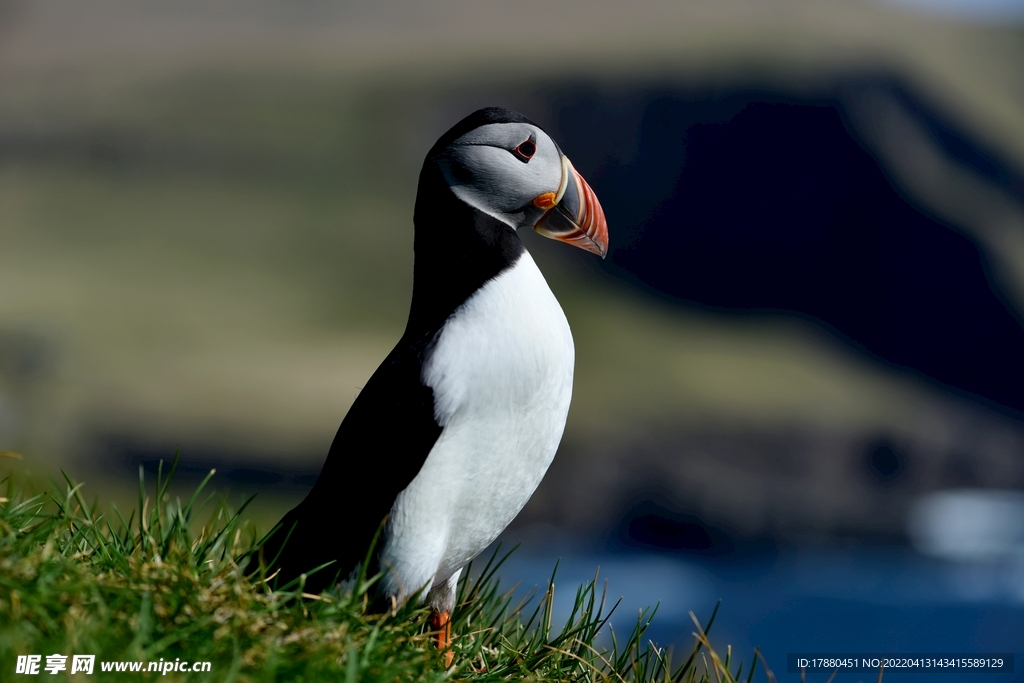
[0, 455, 764, 682]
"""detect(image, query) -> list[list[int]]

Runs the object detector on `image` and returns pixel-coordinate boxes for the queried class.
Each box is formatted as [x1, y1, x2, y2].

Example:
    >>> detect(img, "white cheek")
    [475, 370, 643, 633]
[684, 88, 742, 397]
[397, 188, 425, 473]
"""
[449, 185, 521, 227]
[443, 146, 561, 224]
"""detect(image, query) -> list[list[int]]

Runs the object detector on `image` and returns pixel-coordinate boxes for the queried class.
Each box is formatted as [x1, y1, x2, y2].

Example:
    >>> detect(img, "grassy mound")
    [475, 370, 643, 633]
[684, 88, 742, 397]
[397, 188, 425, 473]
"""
[0, 457, 755, 682]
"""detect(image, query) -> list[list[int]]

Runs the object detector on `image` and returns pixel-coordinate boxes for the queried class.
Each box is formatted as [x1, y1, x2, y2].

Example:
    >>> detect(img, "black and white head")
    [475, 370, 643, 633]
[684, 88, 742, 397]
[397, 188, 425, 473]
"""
[407, 108, 608, 333]
[417, 107, 608, 258]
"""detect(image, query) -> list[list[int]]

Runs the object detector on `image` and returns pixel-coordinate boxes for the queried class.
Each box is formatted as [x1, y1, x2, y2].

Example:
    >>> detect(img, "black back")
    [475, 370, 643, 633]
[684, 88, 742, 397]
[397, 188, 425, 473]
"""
[260, 108, 530, 593]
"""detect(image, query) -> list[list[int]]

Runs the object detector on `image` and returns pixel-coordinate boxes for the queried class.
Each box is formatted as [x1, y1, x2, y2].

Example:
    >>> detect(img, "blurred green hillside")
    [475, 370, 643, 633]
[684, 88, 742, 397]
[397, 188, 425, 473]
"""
[1, 0, 1023, 535]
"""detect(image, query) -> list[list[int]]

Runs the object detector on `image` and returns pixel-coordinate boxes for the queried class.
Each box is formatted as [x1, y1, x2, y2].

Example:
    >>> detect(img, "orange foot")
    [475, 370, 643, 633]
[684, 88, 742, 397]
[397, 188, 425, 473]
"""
[430, 609, 453, 667]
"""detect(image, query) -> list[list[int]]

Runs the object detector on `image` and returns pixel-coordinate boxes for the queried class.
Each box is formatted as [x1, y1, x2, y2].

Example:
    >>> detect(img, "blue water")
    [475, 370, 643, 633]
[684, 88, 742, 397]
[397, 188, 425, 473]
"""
[494, 546, 1024, 682]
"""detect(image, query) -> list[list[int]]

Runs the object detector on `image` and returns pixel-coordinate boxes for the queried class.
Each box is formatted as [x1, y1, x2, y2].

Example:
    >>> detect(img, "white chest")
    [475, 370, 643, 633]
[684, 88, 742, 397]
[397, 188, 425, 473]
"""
[381, 252, 574, 598]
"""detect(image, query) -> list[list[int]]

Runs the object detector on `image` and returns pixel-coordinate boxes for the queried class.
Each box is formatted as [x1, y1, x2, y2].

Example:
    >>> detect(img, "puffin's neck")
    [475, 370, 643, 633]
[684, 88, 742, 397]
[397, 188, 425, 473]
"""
[405, 163, 525, 339]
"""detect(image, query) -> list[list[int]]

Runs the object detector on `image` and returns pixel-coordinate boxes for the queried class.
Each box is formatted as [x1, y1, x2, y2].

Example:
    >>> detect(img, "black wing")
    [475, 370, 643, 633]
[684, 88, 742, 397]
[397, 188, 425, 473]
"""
[260, 333, 442, 593]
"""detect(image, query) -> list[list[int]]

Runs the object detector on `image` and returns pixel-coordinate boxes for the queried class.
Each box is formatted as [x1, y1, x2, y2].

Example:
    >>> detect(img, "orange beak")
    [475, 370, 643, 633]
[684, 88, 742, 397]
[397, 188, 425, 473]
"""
[533, 157, 609, 258]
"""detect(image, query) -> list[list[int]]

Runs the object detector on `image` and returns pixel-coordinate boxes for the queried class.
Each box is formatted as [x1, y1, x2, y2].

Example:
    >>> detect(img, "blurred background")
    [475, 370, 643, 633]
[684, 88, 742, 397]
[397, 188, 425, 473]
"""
[1, 0, 1022, 678]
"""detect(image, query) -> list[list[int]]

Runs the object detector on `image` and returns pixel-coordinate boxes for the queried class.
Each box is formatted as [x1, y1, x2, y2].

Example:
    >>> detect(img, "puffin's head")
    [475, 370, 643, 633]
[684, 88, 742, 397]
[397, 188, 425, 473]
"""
[428, 107, 609, 258]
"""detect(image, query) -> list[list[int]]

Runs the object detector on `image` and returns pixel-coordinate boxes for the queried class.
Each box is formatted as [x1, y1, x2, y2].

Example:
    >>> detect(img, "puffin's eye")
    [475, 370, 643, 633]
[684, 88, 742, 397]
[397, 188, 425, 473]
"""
[512, 139, 536, 163]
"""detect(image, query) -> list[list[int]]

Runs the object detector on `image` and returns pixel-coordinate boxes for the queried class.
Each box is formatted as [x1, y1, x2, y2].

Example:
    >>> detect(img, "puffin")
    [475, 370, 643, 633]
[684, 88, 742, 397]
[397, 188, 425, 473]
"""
[261, 107, 608, 658]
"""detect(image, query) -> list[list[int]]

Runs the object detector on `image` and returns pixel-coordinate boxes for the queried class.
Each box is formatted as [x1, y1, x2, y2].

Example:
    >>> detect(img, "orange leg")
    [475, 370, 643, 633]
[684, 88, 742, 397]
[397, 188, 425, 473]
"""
[430, 609, 453, 667]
